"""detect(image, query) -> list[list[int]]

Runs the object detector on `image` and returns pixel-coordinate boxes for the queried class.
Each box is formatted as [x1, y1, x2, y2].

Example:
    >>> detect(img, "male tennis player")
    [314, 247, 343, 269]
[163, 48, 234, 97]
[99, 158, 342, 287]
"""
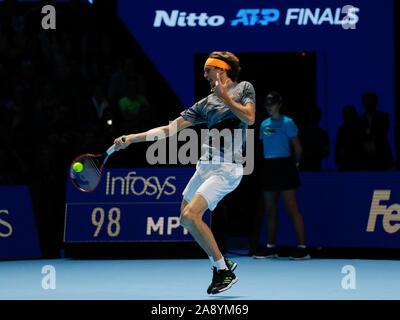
[114, 51, 256, 294]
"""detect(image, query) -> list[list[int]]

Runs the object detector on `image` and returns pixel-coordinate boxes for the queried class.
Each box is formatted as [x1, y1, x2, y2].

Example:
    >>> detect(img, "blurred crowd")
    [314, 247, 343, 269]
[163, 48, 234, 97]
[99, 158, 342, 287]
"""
[333, 92, 394, 171]
[296, 91, 394, 172]
[0, 0, 162, 256]
[250, 91, 395, 173]
[0, 0, 160, 186]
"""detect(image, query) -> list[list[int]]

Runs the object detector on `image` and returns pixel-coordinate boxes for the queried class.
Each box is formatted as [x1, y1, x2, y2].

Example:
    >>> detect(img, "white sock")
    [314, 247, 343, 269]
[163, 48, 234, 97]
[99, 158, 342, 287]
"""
[266, 244, 276, 248]
[298, 245, 306, 249]
[215, 257, 227, 270]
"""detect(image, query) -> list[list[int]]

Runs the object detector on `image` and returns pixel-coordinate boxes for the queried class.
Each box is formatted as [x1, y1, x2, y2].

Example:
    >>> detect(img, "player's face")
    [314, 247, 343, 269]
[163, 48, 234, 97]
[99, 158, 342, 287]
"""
[204, 66, 224, 88]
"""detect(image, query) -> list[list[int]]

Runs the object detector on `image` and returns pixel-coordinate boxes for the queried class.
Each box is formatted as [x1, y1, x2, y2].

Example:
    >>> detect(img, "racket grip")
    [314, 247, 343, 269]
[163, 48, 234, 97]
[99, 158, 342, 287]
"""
[107, 137, 126, 155]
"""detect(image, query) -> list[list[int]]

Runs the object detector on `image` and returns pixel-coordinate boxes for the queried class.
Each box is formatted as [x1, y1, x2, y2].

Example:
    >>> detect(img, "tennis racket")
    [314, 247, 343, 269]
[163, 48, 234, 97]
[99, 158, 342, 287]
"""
[70, 138, 125, 192]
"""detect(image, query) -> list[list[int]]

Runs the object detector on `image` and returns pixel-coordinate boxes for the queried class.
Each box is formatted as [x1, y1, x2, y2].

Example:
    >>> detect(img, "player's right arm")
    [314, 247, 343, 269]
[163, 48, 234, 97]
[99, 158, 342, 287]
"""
[114, 116, 193, 151]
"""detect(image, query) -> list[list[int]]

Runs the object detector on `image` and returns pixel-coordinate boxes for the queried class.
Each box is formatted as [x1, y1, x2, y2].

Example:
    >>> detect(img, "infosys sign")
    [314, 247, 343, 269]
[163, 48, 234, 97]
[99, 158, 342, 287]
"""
[153, 6, 360, 28]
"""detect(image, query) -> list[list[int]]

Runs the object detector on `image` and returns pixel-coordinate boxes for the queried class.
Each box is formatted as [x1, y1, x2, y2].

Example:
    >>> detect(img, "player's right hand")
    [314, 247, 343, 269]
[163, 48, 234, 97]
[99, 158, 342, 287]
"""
[114, 136, 129, 151]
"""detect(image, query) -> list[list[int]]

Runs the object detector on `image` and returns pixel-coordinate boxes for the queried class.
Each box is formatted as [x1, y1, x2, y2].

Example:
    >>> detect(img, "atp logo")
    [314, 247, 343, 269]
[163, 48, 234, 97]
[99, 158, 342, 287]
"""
[231, 9, 280, 26]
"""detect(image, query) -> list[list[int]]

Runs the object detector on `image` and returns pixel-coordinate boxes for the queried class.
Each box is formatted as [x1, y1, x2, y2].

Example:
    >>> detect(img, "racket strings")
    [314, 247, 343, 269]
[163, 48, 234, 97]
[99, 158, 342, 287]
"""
[87, 157, 101, 176]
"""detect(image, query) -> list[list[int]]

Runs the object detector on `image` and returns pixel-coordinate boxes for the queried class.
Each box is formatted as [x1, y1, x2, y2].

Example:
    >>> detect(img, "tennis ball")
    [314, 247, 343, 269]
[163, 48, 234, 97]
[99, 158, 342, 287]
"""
[73, 162, 83, 173]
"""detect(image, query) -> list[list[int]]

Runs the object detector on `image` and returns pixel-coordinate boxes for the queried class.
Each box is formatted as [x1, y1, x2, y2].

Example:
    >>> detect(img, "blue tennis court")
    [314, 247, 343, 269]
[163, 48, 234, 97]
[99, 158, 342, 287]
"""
[1, 256, 399, 300]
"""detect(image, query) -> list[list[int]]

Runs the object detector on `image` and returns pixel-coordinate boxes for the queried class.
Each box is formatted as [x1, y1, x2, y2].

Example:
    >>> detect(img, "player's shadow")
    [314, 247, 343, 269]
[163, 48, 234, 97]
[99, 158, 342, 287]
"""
[207, 296, 246, 300]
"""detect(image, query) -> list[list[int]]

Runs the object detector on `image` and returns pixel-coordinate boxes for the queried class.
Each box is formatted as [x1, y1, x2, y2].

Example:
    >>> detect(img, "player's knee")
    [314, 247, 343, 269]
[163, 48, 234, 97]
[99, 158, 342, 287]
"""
[179, 207, 196, 229]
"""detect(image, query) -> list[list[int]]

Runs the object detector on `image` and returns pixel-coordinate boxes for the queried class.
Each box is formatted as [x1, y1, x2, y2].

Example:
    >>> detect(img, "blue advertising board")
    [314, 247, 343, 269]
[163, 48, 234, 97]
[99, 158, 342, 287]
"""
[259, 172, 400, 248]
[64, 167, 211, 242]
[117, 0, 395, 170]
[0, 186, 41, 259]
[65, 167, 400, 248]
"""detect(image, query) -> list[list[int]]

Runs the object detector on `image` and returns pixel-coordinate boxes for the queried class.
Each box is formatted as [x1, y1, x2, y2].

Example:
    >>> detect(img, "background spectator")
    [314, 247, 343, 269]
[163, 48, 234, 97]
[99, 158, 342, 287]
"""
[357, 92, 394, 170]
[334, 105, 362, 170]
[298, 106, 330, 171]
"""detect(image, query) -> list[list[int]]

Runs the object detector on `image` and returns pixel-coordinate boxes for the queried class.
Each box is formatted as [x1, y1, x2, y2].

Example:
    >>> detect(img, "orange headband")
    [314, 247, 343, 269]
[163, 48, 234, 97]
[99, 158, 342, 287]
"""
[204, 58, 231, 71]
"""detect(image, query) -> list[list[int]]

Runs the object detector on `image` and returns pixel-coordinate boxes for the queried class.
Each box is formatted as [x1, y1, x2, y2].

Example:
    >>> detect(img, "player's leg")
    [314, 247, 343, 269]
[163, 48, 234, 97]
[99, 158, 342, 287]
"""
[180, 172, 221, 261]
[180, 196, 237, 292]
[180, 194, 237, 294]
[180, 168, 241, 294]
[180, 194, 222, 261]
[180, 168, 241, 263]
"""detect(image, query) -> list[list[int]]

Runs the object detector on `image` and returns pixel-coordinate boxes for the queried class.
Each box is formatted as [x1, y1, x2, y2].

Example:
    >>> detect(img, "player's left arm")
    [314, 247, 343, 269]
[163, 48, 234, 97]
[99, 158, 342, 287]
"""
[215, 74, 255, 125]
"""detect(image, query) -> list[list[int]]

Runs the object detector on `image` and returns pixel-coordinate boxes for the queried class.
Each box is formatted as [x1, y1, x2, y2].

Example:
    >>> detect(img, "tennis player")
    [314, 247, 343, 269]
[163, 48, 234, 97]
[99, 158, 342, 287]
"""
[114, 51, 256, 294]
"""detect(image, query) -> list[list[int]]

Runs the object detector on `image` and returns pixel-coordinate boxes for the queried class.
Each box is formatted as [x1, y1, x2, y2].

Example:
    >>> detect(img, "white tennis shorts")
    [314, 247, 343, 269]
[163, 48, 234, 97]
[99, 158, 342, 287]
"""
[182, 161, 243, 211]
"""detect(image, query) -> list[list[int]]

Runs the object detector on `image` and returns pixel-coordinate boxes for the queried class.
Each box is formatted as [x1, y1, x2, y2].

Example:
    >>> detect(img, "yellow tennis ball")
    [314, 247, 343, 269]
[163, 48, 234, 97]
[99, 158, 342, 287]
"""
[73, 162, 83, 173]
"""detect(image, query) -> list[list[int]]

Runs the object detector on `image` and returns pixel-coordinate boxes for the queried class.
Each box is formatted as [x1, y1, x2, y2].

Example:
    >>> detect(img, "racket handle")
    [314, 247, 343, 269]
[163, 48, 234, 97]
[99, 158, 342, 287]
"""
[106, 137, 126, 155]
[106, 145, 115, 155]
